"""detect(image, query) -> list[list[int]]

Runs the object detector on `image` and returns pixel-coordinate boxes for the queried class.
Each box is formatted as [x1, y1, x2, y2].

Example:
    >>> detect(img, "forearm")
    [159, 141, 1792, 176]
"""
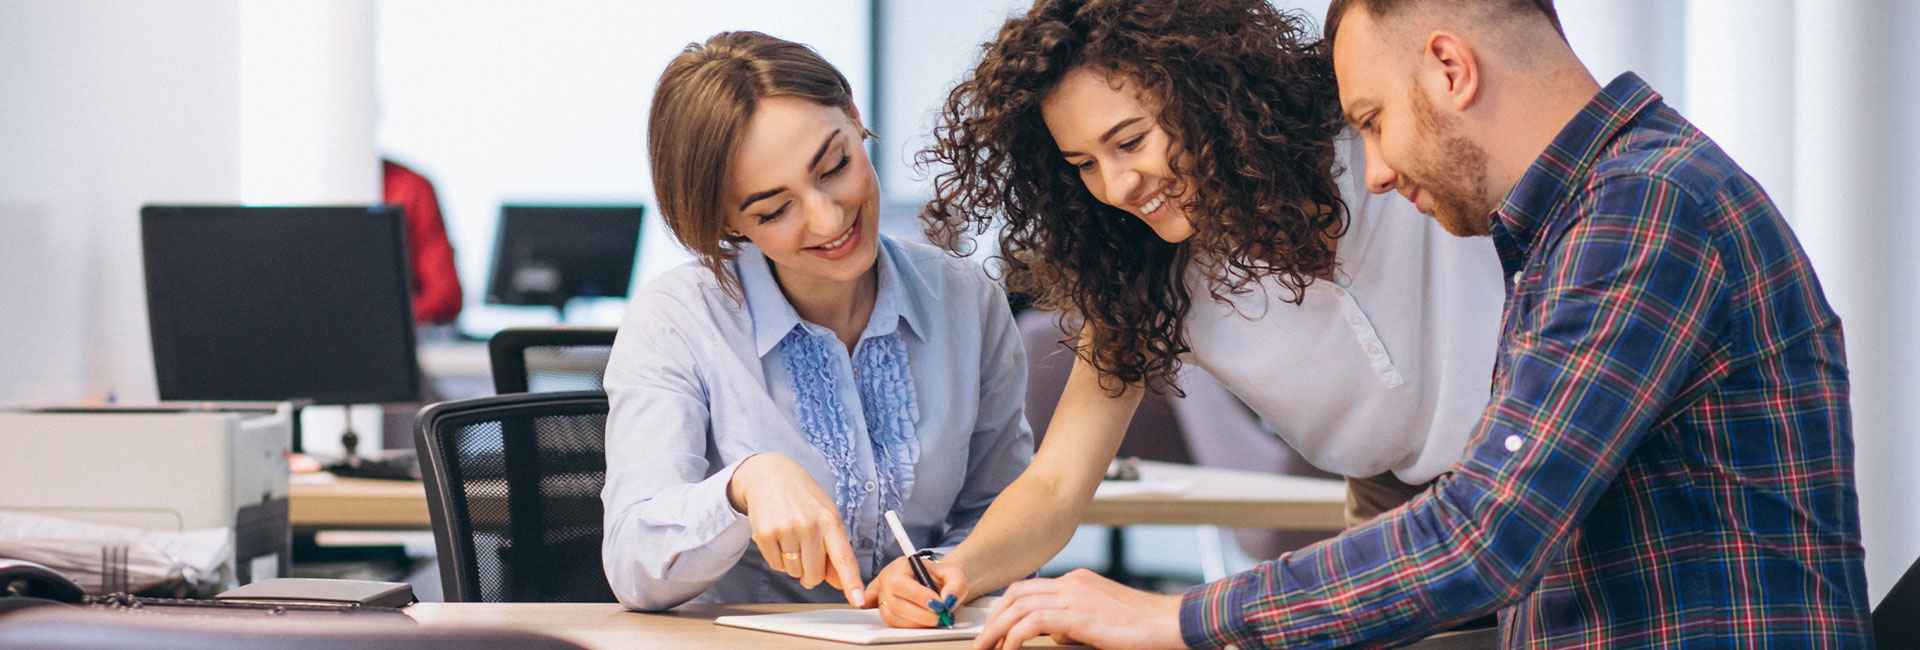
[940, 470, 1091, 595]
[946, 354, 1142, 596]
[602, 460, 752, 610]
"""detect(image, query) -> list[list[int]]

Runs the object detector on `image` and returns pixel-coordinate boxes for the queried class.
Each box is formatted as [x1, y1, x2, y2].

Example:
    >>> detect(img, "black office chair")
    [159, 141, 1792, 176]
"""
[0, 607, 589, 650]
[488, 327, 618, 394]
[415, 391, 616, 602]
[1876, 553, 1920, 649]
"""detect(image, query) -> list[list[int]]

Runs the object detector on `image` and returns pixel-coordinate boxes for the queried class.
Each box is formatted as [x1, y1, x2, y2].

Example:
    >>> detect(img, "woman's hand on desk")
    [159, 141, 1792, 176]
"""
[870, 554, 969, 627]
[726, 453, 866, 605]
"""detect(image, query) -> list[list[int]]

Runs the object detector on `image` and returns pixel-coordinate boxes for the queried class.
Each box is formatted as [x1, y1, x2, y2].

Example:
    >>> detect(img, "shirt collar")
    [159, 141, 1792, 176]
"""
[1489, 72, 1663, 274]
[738, 236, 929, 359]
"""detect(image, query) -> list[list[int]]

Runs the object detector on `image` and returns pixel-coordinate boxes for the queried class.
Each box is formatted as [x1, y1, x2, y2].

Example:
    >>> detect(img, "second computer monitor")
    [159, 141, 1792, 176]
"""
[485, 204, 644, 313]
[142, 205, 421, 407]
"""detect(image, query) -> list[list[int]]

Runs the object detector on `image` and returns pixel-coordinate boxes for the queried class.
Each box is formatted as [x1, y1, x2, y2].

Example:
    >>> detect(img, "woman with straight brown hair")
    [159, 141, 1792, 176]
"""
[598, 31, 1033, 611]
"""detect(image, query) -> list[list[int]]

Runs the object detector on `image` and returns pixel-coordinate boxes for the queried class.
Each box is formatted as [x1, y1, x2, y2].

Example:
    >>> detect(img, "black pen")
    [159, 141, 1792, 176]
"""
[884, 509, 954, 628]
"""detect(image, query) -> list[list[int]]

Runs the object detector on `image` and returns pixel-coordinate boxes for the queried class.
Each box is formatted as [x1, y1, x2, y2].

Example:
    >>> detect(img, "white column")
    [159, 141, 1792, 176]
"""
[238, 0, 379, 205]
[1794, 0, 1920, 604]
[1684, 0, 1794, 210]
[0, 1, 251, 405]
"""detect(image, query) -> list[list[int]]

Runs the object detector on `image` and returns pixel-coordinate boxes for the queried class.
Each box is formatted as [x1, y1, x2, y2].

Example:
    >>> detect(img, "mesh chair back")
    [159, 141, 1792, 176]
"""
[415, 391, 616, 602]
[488, 327, 617, 394]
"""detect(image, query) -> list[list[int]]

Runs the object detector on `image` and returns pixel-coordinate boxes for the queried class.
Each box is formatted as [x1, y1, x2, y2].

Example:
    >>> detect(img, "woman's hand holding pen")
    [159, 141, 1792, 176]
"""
[726, 453, 866, 605]
[869, 554, 969, 627]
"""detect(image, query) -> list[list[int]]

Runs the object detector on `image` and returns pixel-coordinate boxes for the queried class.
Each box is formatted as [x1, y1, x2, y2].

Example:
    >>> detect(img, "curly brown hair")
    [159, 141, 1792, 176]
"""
[919, 0, 1348, 395]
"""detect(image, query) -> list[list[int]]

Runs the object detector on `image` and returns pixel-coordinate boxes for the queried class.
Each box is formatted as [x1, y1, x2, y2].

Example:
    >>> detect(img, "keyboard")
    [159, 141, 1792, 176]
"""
[326, 453, 420, 481]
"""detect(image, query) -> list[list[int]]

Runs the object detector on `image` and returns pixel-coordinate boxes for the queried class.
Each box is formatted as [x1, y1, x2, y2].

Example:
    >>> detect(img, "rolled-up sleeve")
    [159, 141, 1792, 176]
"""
[601, 308, 754, 611]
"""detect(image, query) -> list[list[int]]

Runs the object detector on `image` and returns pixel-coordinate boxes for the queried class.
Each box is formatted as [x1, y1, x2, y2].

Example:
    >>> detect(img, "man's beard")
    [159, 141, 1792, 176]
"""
[1406, 89, 1495, 237]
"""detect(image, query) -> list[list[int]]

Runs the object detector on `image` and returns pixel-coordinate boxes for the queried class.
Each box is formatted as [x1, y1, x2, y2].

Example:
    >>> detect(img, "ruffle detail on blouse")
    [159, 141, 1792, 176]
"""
[780, 327, 864, 529]
[855, 333, 920, 517]
[778, 325, 921, 538]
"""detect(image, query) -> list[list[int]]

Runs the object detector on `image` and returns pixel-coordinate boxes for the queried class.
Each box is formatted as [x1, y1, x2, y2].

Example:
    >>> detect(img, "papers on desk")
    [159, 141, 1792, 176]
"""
[0, 511, 230, 595]
[714, 598, 996, 645]
[1093, 478, 1191, 498]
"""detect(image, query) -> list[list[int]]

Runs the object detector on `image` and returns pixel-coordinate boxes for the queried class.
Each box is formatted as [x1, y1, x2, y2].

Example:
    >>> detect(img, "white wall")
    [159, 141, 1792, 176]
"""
[0, 1, 247, 404]
[373, 0, 870, 334]
[1792, 0, 1920, 603]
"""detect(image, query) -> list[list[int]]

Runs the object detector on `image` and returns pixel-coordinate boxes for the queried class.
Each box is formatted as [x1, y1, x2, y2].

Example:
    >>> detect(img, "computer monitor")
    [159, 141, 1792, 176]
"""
[141, 205, 422, 409]
[484, 204, 644, 315]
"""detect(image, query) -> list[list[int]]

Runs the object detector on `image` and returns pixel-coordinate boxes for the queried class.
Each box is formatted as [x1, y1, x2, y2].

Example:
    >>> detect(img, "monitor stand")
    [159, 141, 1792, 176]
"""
[336, 403, 362, 466]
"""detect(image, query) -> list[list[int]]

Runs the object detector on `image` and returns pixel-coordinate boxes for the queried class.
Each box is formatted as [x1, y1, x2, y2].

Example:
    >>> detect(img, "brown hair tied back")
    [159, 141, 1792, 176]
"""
[918, 0, 1347, 396]
[648, 31, 863, 300]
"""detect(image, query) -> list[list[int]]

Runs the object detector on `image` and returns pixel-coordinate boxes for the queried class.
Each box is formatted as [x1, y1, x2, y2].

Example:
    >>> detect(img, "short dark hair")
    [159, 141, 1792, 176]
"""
[1324, 0, 1564, 44]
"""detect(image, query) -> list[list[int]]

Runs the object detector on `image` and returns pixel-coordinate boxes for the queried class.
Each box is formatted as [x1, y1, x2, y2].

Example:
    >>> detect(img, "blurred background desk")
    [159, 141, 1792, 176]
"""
[290, 476, 432, 531]
[290, 461, 1346, 531]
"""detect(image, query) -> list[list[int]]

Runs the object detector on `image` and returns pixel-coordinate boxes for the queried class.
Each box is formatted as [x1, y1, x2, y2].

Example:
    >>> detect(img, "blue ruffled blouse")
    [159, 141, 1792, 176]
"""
[600, 235, 1033, 611]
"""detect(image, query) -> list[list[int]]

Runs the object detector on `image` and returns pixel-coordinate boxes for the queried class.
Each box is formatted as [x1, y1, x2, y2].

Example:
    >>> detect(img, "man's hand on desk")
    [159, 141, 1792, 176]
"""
[972, 568, 1184, 650]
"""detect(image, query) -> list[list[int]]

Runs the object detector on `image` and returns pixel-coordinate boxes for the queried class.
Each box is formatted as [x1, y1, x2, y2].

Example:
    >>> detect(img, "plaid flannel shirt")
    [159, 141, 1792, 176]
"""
[1180, 73, 1872, 649]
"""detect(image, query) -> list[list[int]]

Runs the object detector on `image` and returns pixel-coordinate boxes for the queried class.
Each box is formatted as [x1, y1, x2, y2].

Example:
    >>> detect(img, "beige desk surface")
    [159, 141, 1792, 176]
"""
[404, 602, 1059, 649]
[292, 460, 1347, 531]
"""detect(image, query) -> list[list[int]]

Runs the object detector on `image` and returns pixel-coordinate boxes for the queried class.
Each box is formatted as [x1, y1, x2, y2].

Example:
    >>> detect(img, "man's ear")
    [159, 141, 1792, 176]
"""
[1423, 30, 1481, 112]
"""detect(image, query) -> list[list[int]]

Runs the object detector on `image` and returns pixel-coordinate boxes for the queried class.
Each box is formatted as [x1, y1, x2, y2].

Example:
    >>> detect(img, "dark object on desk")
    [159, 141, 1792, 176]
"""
[1876, 552, 1920, 650]
[141, 205, 422, 454]
[488, 326, 617, 394]
[216, 578, 415, 609]
[0, 560, 85, 605]
[0, 606, 591, 650]
[485, 204, 644, 318]
[327, 451, 422, 481]
[415, 391, 616, 603]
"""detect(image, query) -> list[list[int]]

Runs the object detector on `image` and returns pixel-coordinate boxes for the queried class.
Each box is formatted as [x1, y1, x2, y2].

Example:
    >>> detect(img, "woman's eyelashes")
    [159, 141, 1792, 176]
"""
[1067, 132, 1150, 172]
[752, 152, 854, 224]
[822, 153, 850, 178]
[757, 203, 790, 223]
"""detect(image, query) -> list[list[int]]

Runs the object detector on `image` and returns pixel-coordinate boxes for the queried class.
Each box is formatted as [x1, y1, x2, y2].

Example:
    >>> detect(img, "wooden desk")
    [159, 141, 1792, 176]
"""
[292, 461, 1347, 531]
[404, 602, 1059, 649]
[290, 475, 433, 530]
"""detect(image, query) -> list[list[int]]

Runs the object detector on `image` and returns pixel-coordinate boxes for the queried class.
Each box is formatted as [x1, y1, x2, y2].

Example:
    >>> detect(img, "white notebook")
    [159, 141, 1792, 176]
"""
[714, 598, 996, 645]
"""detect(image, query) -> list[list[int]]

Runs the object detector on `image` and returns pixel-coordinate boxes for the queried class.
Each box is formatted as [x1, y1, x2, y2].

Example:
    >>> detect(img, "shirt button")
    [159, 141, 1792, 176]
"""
[1366, 343, 1381, 355]
[858, 538, 874, 550]
[863, 480, 877, 493]
[1348, 316, 1364, 327]
[1333, 287, 1346, 297]
[1504, 435, 1524, 452]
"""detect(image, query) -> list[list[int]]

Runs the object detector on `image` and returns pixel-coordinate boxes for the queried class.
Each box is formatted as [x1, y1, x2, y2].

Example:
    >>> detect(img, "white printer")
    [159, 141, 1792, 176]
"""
[0, 403, 293, 588]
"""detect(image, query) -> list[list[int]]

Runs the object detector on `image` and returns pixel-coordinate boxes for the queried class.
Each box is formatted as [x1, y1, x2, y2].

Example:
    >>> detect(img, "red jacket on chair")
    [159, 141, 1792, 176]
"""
[383, 159, 463, 325]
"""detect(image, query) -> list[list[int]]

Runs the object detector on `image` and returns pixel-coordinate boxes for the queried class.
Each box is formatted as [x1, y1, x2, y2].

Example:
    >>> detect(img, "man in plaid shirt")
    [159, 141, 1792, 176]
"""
[970, 1, 1872, 648]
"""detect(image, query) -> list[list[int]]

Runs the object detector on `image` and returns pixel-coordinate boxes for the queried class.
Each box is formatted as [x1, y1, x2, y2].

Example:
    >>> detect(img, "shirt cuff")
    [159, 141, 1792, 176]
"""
[1181, 571, 1255, 650]
[687, 458, 753, 549]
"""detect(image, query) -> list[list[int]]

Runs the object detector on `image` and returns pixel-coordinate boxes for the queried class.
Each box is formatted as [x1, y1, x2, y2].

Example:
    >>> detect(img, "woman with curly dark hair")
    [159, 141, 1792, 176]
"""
[869, 0, 1506, 638]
